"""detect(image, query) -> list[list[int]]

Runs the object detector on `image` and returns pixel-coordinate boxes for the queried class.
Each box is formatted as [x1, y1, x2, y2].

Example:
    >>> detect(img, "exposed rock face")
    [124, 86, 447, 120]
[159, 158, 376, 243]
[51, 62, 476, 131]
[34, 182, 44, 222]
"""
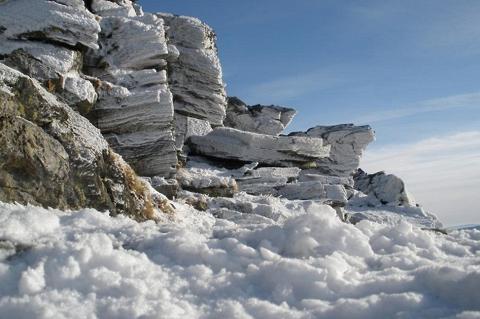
[291, 124, 375, 177]
[0, 63, 171, 220]
[236, 167, 301, 195]
[85, 7, 177, 178]
[158, 13, 227, 127]
[353, 169, 416, 206]
[188, 127, 330, 167]
[224, 97, 297, 135]
[175, 113, 212, 151]
[177, 168, 238, 198]
[0, 0, 99, 114]
[0, 0, 100, 49]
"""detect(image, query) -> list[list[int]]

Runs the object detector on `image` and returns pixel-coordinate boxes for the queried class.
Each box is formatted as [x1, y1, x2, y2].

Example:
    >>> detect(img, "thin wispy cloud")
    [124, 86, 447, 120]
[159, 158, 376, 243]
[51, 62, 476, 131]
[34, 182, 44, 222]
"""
[354, 92, 480, 124]
[362, 131, 480, 226]
[243, 70, 347, 104]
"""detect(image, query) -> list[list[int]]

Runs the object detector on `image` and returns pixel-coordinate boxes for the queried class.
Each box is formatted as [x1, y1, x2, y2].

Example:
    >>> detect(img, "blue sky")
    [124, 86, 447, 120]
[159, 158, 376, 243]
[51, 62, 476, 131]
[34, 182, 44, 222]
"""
[140, 0, 479, 225]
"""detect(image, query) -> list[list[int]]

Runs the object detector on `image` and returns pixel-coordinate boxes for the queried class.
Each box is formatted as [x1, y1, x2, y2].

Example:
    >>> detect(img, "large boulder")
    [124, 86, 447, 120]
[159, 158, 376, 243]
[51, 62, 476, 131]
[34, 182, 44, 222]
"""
[291, 124, 374, 176]
[188, 127, 330, 168]
[224, 97, 297, 135]
[158, 13, 227, 127]
[0, 63, 172, 220]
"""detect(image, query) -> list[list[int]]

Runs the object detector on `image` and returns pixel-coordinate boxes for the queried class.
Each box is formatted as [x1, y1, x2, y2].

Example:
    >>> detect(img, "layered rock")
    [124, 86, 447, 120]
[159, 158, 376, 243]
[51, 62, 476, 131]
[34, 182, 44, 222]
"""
[158, 13, 227, 128]
[175, 113, 212, 151]
[0, 0, 100, 49]
[85, 7, 177, 177]
[291, 124, 375, 177]
[188, 127, 330, 167]
[0, 63, 172, 220]
[353, 169, 416, 207]
[224, 97, 297, 135]
[0, 0, 99, 113]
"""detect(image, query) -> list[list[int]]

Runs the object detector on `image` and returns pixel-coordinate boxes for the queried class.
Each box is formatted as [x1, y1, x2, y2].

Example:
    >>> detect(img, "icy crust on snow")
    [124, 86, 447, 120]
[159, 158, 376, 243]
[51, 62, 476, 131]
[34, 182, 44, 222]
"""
[0, 200, 479, 319]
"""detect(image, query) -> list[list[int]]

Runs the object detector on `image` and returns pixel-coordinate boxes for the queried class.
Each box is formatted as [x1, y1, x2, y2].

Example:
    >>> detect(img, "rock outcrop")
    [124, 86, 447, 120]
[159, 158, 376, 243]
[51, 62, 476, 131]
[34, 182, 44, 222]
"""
[85, 5, 177, 178]
[188, 127, 330, 167]
[0, 63, 171, 220]
[159, 13, 227, 128]
[224, 97, 297, 135]
[291, 124, 375, 177]
[0, 0, 440, 228]
[353, 169, 416, 207]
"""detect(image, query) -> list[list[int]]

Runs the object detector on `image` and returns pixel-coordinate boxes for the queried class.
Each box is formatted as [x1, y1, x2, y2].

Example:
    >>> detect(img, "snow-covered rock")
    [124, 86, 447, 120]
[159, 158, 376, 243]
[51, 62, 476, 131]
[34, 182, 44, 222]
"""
[85, 10, 177, 177]
[0, 0, 100, 49]
[292, 124, 375, 176]
[175, 113, 212, 151]
[177, 168, 238, 198]
[224, 96, 297, 135]
[158, 13, 227, 127]
[353, 169, 417, 206]
[188, 127, 331, 167]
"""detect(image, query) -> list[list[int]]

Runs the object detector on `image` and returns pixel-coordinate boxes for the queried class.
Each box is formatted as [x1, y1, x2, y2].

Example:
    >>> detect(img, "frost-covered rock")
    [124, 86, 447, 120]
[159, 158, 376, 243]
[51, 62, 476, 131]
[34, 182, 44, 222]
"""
[188, 127, 330, 167]
[0, 63, 171, 220]
[291, 124, 375, 176]
[0, 0, 100, 49]
[85, 10, 177, 177]
[277, 182, 348, 203]
[177, 168, 238, 198]
[236, 167, 301, 195]
[224, 96, 297, 135]
[353, 169, 416, 206]
[158, 13, 227, 127]
[175, 113, 212, 151]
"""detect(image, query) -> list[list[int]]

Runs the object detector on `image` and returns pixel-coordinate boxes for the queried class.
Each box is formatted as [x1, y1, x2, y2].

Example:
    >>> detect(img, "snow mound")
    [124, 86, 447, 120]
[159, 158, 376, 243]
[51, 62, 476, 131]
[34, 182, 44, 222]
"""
[0, 200, 479, 318]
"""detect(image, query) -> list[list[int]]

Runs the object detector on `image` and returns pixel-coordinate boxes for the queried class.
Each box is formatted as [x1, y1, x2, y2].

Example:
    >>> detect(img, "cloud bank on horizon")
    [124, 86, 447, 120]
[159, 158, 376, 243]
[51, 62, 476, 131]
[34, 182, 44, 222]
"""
[362, 131, 480, 226]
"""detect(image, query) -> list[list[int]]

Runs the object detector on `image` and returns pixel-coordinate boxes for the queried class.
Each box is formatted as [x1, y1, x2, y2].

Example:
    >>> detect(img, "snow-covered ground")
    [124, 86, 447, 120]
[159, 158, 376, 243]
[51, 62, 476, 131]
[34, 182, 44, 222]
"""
[0, 199, 479, 319]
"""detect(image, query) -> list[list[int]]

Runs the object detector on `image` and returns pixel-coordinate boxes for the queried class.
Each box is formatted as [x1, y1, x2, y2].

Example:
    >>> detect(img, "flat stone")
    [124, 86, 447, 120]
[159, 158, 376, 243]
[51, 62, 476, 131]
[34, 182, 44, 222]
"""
[188, 127, 330, 167]
[224, 96, 297, 135]
[291, 124, 375, 177]
[0, 0, 100, 49]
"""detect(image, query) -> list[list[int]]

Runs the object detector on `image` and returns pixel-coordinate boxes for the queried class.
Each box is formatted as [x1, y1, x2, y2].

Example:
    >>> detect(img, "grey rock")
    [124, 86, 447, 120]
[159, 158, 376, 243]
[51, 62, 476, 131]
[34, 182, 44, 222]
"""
[0, 0, 100, 49]
[175, 113, 212, 151]
[0, 63, 172, 220]
[291, 124, 375, 177]
[177, 167, 238, 198]
[353, 169, 416, 206]
[188, 127, 330, 167]
[277, 181, 347, 203]
[150, 177, 179, 199]
[224, 97, 297, 135]
[85, 10, 177, 178]
[158, 13, 227, 126]
[236, 167, 301, 195]
[0, 41, 97, 114]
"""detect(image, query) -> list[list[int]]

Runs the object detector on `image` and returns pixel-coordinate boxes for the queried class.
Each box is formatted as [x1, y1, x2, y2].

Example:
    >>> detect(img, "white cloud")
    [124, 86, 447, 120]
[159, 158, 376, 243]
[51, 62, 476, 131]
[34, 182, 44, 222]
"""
[361, 131, 480, 226]
[354, 92, 480, 124]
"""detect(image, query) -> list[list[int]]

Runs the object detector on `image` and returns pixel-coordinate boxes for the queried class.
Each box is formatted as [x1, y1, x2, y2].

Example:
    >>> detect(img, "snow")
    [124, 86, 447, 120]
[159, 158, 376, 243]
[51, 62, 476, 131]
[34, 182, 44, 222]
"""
[0, 200, 479, 318]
